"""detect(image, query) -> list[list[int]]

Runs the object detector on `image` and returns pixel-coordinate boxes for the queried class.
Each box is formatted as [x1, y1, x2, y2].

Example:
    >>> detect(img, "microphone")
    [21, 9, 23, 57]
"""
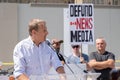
[46, 39, 56, 52]
[46, 39, 65, 62]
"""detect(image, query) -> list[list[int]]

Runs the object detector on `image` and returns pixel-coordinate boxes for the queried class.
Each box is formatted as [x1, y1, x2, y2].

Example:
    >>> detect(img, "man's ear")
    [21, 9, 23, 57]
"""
[32, 30, 37, 35]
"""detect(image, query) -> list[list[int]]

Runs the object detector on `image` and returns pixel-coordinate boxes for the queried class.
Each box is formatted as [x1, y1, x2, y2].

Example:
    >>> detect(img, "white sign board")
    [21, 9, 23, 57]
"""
[69, 4, 94, 45]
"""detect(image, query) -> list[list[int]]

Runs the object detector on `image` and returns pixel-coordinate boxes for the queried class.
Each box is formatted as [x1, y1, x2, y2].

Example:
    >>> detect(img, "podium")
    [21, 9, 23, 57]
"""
[0, 75, 9, 80]
[30, 64, 101, 80]
[29, 73, 101, 80]
[30, 74, 79, 80]
[82, 72, 101, 80]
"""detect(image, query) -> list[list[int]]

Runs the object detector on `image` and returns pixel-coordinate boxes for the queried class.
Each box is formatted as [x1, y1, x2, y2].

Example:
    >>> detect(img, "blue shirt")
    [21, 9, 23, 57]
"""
[13, 37, 62, 78]
[67, 53, 89, 64]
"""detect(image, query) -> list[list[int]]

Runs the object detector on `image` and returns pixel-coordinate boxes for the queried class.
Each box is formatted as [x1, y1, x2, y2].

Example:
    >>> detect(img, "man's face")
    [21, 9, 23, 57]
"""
[53, 42, 61, 52]
[72, 45, 80, 53]
[96, 39, 106, 52]
[53, 42, 61, 49]
[35, 22, 48, 42]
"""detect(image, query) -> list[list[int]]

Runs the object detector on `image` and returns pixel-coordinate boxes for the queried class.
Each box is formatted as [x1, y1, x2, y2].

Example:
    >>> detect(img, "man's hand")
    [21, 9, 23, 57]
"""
[56, 66, 66, 80]
[17, 74, 29, 80]
[88, 59, 115, 70]
[59, 74, 67, 80]
[80, 57, 85, 63]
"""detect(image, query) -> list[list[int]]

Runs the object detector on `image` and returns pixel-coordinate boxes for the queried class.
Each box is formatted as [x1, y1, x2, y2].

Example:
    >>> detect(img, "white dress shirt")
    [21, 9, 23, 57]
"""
[13, 37, 62, 78]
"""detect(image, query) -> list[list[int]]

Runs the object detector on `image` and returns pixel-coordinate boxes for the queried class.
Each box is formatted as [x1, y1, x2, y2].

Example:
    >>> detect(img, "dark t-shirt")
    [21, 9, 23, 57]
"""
[89, 51, 115, 80]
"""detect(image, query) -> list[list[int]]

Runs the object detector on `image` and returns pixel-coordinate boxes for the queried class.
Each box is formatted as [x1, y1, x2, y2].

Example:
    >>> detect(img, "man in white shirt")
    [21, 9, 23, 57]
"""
[13, 19, 65, 80]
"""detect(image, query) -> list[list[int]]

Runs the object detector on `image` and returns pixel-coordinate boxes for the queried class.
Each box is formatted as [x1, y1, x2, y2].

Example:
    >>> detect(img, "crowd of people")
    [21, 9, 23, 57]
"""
[12, 18, 119, 80]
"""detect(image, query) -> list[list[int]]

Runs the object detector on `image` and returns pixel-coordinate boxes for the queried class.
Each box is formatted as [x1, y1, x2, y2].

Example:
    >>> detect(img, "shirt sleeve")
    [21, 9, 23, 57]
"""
[51, 51, 63, 70]
[13, 44, 26, 78]
[82, 53, 89, 62]
[108, 52, 115, 60]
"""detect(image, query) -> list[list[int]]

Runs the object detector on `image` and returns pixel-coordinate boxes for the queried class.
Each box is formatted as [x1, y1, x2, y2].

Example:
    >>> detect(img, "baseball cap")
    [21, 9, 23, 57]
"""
[52, 39, 63, 44]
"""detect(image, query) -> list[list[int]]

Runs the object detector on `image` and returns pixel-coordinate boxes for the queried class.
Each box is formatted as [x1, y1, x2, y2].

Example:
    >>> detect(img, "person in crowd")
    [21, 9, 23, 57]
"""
[67, 45, 89, 64]
[88, 37, 115, 80]
[0, 61, 3, 69]
[52, 39, 65, 65]
[110, 69, 120, 80]
[13, 19, 65, 80]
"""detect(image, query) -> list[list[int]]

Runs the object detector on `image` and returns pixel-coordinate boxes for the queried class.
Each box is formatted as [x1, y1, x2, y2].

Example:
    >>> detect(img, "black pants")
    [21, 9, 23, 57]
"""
[97, 77, 110, 80]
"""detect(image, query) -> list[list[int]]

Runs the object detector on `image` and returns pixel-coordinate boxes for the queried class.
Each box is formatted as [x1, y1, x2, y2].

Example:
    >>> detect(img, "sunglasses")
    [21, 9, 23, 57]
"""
[72, 45, 79, 48]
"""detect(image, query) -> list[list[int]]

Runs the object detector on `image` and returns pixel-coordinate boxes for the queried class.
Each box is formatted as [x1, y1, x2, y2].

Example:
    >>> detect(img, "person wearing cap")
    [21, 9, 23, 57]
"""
[0, 61, 3, 69]
[67, 45, 89, 64]
[52, 39, 65, 65]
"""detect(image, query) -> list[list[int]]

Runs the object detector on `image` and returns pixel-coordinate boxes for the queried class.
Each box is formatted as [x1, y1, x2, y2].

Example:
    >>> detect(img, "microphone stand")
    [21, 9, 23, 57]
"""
[75, 64, 88, 73]
[64, 62, 80, 80]
[62, 54, 88, 80]
[75, 64, 88, 80]
[62, 54, 88, 73]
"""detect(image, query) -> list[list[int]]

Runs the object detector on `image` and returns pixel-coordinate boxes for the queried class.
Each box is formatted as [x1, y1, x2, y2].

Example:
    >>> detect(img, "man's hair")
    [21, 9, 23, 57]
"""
[96, 37, 106, 43]
[28, 19, 45, 35]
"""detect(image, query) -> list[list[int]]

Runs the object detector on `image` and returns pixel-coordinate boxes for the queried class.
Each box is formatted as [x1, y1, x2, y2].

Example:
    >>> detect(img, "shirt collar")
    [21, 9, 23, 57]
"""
[28, 36, 34, 45]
